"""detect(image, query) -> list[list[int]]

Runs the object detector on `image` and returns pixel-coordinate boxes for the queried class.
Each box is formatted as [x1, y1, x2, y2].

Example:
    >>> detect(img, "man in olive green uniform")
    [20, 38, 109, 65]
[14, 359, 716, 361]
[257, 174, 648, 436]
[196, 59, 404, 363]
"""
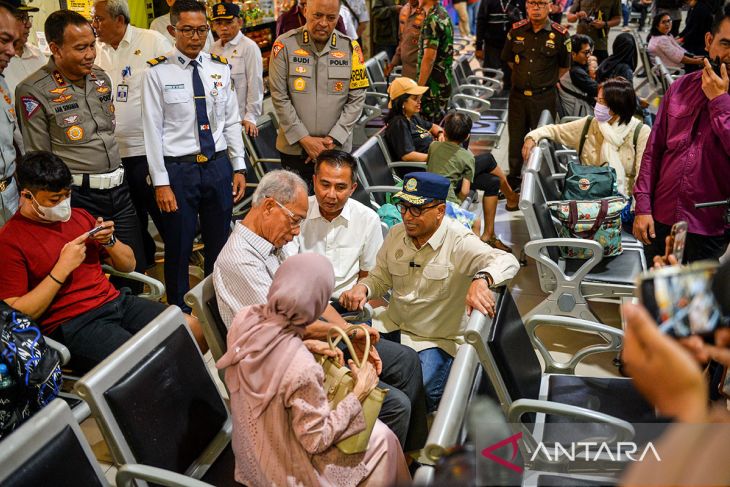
[15, 10, 146, 287]
[268, 0, 368, 188]
[567, 0, 621, 63]
[417, 0, 454, 123]
[501, 1, 570, 188]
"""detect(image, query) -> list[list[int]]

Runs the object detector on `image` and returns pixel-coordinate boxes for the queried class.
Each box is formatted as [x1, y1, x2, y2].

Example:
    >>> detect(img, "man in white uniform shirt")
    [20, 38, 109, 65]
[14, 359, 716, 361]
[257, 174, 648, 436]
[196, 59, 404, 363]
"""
[287, 150, 383, 299]
[142, 0, 247, 311]
[4, 0, 46, 93]
[150, 0, 213, 51]
[209, 2, 263, 137]
[92, 0, 172, 267]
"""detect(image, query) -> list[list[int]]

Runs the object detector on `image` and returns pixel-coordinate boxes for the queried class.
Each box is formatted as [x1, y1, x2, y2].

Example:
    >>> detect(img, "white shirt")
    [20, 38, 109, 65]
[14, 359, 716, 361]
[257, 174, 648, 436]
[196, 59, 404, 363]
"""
[210, 31, 264, 125]
[141, 48, 246, 186]
[3, 43, 47, 94]
[339, 0, 369, 39]
[149, 14, 214, 52]
[95, 25, 172, 158]
[287, 196, 383, 298]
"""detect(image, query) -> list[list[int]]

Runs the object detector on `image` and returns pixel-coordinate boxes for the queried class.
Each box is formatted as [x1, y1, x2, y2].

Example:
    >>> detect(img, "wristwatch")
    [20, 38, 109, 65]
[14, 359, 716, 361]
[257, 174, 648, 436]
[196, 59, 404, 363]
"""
[472, 271, 493, 287]
[103, 234, 117, 247]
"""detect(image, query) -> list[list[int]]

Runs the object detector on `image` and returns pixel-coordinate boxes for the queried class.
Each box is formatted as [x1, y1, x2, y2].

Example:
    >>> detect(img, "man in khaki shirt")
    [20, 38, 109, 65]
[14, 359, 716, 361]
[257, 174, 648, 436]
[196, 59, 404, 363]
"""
[340, 172, 520, 412]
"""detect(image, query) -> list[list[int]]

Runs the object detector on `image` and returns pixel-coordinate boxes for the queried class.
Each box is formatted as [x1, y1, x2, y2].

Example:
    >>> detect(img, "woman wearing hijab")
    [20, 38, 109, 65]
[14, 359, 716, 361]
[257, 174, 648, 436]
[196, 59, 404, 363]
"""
[596, 32, 639, 82]
[217, 253, 410, 487]
[522, 77, 651, 198]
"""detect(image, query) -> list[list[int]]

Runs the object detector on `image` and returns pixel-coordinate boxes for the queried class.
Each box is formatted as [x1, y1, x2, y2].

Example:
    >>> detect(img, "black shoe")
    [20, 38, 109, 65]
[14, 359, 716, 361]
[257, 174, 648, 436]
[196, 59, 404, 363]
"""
[408, 460, 423, 477]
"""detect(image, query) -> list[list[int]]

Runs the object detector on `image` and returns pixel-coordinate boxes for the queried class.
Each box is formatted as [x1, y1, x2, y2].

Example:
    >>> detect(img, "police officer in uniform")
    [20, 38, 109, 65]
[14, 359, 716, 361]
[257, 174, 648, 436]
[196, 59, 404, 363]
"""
[268, 0, 368, 188]
[0, 2, 19, 227]
[15, 10, 147, 286]
[141, 0, 247, 310]
[501, 0, 570, 188]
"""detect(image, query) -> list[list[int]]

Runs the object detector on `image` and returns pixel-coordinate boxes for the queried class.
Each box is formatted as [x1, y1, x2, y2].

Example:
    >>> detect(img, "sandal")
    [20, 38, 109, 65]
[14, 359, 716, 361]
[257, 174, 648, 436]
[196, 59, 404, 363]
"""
[481, 235, 514, 253]
[505, 203, 520, 212]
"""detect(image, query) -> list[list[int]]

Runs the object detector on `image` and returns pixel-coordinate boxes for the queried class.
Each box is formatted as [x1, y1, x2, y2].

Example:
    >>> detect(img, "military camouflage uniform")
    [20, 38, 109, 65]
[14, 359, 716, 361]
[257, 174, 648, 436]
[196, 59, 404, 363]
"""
[417, 4, 454, 123]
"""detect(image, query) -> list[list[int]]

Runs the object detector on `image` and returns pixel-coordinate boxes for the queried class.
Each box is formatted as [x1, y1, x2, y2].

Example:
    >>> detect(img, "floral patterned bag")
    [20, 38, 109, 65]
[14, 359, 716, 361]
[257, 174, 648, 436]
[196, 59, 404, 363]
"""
[549, 197, 626, 259]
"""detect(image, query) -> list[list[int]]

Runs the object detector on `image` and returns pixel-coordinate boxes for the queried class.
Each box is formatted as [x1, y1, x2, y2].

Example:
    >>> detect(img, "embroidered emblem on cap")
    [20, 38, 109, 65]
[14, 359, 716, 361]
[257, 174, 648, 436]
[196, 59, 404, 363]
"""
[405, 178, 417, 192]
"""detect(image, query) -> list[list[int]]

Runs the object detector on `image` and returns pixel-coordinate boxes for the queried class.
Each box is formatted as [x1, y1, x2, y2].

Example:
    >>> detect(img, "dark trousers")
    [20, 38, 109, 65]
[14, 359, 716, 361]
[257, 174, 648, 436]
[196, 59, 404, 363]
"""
[507, 88, 558, 187]
[122, 155, 161, 269]
[484, 43, 512, 88]
[645, 220, 730, 264]
[49, 291, 167, 373]
[160, 154, 233, 309]
[280, 152, 314, 193]
[71, 180, 146, 294]
[474, 153, 501, 196]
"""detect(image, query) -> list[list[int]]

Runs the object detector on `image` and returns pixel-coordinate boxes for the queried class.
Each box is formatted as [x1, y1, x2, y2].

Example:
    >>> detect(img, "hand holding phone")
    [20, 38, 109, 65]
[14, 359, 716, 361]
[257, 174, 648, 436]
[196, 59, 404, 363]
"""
[87, 225, 106, 237]
[670, 221, 688, 264]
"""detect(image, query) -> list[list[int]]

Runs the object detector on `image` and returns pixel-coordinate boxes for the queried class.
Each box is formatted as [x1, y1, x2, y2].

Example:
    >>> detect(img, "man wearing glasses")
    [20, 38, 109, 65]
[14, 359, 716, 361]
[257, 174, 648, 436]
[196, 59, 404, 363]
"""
[340, 172, 520, 413]
[141, 0, 247, 310]
[501, 0, 571, 188]
[4, 0, 46, 94]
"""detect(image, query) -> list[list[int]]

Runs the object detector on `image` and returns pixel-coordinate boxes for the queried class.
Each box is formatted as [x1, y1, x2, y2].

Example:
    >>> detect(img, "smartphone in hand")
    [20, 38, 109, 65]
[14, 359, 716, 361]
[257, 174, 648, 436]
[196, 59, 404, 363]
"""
[709, 56, 724, 77]
[670, 221, 688, 264]
[87, 224, 106, 237]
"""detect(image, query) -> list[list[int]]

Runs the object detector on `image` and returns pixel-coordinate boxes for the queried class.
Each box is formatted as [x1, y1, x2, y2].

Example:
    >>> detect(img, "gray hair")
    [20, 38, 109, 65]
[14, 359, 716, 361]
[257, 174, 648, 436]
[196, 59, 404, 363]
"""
[252, 170, 308, 207]
[97, 0, 130, 24]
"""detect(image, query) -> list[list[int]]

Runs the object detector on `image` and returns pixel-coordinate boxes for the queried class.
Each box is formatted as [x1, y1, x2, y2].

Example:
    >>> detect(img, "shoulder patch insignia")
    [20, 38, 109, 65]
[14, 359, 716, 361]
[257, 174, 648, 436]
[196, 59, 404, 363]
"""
[21, 95, 41, 119]
[272, 41, 284, 58]
[211, 54, 228, 65]
[146, 55, 167, 66]
[512, 19, 529, 30]
[551, 22, 568, 35]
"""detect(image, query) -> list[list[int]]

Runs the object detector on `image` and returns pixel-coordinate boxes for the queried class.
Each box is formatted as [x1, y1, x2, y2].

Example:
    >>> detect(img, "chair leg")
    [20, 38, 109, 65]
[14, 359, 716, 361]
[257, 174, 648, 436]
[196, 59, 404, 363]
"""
[525, 290, 601, 323]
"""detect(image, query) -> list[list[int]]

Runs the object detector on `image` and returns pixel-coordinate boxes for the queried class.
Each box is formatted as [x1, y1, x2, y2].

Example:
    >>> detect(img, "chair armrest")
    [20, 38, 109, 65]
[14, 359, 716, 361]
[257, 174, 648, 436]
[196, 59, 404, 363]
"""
[466, 75, 503, 90]
[101, 265, 165, 301]
[455, 108, 482, 123]
[365, 91, 390, 105]
[44, 336, 71, 366]
[460, 190, 478, 209]
[452, 94, 492, 111]
[524, 314, 624, 374]
[387, 161, 427, 169]
[523, 238, 604, 286]
[553, 149, 577, 157]
[363, 185, 402, 195]
[508, 399, 636, 445]
[471, 67, 505, 80]
[358, 104, 382, 125]
[453, 84, 496, 98]
[116, 464, 216, 487]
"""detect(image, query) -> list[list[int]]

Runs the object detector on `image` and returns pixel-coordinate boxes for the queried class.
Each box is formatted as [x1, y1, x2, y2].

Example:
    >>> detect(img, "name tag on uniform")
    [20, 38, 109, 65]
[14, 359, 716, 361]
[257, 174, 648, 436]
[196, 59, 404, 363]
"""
[116, 84, 128, 102]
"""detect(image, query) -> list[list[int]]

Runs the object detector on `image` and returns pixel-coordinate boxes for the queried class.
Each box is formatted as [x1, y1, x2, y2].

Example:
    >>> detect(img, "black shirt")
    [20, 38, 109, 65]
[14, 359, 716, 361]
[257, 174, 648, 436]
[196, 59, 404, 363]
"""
[384, 115, 434, 160]
[476, 0, 525, 49]
[569, 63, 598, 104]
[680, 1, 714, 56]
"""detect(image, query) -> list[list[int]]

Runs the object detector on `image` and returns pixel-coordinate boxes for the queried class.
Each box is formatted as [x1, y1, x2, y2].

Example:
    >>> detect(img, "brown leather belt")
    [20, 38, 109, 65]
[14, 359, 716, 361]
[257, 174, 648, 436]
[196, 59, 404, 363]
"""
[515, 86, 555, 96]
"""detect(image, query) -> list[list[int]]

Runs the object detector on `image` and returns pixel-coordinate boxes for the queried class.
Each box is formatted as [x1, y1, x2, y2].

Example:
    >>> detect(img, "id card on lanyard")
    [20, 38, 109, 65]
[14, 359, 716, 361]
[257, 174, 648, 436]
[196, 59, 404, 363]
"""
[117, 66, 131, 102]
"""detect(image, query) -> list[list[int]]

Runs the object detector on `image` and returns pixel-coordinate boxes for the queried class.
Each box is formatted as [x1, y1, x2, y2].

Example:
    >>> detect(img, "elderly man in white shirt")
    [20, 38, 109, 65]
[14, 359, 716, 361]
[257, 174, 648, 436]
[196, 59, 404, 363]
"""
[4, 1, 46, 93]
[150, 0, 213, 51]
[286, 150, 383, 299]
[92, 0, 172, 267]
[209, 2, 263, 137]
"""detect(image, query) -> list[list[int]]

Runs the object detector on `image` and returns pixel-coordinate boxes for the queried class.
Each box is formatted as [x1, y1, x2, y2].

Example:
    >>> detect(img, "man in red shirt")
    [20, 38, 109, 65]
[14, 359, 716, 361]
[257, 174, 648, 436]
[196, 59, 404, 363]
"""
[0, 151, 204, 372]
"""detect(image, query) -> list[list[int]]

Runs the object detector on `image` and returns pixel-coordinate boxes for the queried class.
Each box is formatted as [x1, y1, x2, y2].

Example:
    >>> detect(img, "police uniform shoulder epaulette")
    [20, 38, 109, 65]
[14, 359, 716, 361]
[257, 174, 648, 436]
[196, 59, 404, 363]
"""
[511, 19, 529, 30]
[146, 55, 167, 67]
[551, 22, 568, 35]
[210, 53, 228, 65]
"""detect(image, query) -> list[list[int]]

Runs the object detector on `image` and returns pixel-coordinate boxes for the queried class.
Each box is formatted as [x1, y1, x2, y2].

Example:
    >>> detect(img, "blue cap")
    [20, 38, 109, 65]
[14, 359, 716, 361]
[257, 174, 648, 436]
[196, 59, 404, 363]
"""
[210, 2, 241, 20]
[394, 172, 450, 206]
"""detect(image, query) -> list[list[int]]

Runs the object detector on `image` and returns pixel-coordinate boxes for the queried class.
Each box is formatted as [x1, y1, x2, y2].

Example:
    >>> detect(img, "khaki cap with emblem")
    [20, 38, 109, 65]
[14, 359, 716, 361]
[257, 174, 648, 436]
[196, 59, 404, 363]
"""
[8, 0, 40, 12]
[210, 2, 241, 20]
[394, 172, 450, 206]
[387, 77, 428, 107]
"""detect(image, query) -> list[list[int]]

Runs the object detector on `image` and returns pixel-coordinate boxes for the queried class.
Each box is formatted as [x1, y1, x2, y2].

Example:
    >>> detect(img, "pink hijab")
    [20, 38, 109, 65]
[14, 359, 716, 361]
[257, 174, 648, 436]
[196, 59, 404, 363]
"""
[216, 253, 335, 418]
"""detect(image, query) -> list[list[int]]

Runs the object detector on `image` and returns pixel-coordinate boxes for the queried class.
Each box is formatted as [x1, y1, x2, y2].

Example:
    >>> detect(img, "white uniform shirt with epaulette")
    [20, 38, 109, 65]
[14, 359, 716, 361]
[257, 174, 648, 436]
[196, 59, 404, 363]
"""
[268, 27, 369, 154]
[4, 43, 47, 94]
[141, 49, 246, 187]
[210, 31, 263, 125]
[0, 76, 19, 225]
[95, 25, 172, 158]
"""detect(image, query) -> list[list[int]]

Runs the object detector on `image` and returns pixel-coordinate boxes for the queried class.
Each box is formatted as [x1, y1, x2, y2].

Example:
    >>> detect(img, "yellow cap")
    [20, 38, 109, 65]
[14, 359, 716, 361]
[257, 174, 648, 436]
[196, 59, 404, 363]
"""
[387, 77, 428, 107]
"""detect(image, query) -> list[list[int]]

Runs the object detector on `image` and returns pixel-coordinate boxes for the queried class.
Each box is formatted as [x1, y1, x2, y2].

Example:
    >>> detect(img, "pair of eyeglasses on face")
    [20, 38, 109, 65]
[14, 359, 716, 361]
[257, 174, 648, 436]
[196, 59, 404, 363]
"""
[579, 48, 593, 56]
[14, 13, 32, 25]
[526, 1, 550, 8]
[396, 202, 440, 217]
[271, 198, 305, 227]
[172, 25, 210, 38]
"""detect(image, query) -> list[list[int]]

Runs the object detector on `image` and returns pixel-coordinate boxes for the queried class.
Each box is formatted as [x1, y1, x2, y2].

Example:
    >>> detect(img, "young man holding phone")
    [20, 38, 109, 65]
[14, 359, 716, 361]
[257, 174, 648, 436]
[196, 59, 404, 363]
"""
[0, 151, 205, 372]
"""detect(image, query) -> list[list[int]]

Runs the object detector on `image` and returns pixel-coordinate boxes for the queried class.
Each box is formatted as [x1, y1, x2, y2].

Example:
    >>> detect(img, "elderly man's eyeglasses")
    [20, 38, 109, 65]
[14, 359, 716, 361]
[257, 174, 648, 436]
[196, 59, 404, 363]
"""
[14, 13, 32, 25]
[526, 1, 550, 8]
[172, 25, 210, 38]
[397, 202, 440, 217]
[271, 198, 305, 227]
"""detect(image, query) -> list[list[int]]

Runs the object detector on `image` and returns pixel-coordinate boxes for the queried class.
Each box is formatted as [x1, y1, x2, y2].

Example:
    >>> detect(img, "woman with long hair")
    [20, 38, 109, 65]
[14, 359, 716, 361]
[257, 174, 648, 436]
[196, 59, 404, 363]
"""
[647, 11, 706, 71]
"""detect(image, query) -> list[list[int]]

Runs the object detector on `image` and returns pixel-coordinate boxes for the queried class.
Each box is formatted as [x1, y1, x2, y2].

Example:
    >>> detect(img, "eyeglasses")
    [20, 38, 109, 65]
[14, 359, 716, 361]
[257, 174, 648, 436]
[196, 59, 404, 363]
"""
[172, 25, 210, 38]
[660, 19, 673, 24]
[526, 1, 550, 8]
[271, 198, 305, 227]
[14, 13, 32, 25]
[579, 48, 593, 55]
[397, 202, 441, 217]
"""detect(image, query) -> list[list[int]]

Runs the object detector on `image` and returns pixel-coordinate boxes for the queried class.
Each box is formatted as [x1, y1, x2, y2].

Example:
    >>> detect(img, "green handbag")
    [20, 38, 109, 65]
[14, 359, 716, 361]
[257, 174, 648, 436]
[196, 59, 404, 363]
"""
[316, 325, 388, 454]
[562, 162, 618, 201]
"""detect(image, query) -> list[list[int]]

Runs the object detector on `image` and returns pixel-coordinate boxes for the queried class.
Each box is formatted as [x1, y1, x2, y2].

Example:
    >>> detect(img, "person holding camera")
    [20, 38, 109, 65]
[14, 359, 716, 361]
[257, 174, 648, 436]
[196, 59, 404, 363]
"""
[567, 0, 621, 63]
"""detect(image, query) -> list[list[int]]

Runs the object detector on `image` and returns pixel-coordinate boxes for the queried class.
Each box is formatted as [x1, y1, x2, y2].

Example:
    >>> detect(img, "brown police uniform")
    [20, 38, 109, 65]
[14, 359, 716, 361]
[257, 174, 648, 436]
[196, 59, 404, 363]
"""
[501, 18, 570, 185]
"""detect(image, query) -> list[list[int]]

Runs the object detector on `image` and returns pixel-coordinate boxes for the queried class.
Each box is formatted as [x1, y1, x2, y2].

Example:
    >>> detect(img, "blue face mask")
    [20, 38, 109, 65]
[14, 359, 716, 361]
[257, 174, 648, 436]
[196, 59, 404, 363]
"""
[594, 102, 612, 123]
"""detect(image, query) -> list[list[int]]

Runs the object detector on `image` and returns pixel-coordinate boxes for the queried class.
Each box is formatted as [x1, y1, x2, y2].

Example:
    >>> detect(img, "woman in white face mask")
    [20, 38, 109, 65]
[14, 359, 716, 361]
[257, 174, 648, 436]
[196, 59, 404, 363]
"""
[521, 76, 652, 198]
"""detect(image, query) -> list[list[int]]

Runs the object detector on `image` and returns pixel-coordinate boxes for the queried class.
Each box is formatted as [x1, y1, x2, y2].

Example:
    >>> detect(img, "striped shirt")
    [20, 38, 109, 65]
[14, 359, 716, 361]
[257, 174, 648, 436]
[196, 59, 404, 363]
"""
[213, 222, 289, 327]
